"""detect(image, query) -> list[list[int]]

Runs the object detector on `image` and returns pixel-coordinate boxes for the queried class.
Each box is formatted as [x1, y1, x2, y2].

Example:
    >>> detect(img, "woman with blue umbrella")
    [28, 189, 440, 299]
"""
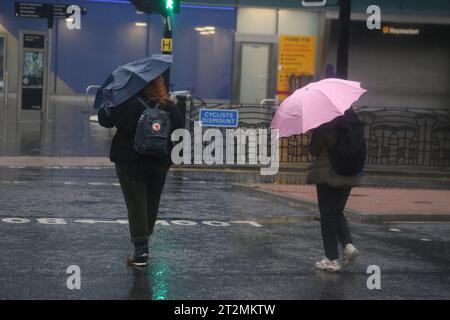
[94, 54, 184, 267]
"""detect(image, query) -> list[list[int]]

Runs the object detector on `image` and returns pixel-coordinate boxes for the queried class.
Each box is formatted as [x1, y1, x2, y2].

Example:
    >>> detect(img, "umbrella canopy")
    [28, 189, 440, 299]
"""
[270, 78, 367, 137]
[93, 54, 172, 110]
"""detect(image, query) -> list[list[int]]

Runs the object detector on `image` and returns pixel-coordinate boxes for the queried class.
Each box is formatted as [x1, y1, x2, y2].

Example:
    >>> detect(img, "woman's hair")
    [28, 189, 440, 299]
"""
[140, 75, 170, 105]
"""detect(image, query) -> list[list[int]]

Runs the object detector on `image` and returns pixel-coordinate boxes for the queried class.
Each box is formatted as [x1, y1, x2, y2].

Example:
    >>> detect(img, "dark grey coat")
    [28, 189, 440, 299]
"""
[306, 122, 362, 187]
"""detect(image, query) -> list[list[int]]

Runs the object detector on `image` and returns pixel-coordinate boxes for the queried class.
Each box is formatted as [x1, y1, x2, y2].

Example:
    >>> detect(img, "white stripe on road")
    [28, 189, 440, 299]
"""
[87, 182, 109, 186]
[63, 181, 77, 185]
[75, 219, 119, 224]
[1, 217, 263, 228]
[1, 180, 120, 187]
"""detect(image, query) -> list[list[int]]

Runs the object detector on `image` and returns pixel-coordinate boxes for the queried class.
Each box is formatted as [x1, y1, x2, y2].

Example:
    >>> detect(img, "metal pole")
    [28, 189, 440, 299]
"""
[161, 15, 172, 92]
[1, 71, 8, 145]
[336, 0, 351, 79]
[44, 26, 52, 122]
[3, 71, 8, 109]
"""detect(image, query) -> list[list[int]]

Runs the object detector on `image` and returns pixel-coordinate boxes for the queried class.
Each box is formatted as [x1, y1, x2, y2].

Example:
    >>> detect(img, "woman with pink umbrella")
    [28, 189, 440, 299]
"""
[271, 78, 367, 272]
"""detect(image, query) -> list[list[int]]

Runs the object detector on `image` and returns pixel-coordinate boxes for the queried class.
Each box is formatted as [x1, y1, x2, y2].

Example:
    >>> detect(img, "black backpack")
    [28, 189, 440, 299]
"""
[132, 97, 171, 157]
[327, 109, 367, 176]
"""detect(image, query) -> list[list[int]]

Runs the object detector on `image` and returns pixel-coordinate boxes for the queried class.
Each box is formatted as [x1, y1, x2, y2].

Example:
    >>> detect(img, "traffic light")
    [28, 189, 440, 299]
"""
[131, 0, 180, 16]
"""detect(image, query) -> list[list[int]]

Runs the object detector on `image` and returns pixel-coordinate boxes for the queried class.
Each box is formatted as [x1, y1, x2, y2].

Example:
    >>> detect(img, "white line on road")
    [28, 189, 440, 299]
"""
[1, 217, 264, 228]
[87, 182, 108, 186]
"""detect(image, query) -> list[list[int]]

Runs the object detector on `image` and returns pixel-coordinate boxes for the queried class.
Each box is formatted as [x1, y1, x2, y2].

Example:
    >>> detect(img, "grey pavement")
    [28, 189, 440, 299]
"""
[0, 168, 449, 299]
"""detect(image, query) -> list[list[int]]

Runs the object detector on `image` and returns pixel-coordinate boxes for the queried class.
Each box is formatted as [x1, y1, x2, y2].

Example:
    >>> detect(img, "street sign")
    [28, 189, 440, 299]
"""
[199, 109, 239, 127]
[15, 2, 49, 18]
[15, 2, 87, 20]
[161, 38, 172, 53]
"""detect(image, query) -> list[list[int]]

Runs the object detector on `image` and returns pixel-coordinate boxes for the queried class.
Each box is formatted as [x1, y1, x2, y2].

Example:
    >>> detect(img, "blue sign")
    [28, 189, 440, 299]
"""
[199, 109, 239, 127]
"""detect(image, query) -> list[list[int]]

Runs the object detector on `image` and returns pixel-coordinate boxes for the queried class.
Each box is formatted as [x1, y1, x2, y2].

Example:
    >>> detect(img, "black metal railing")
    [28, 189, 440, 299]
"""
[186, 98, 450, 167]
[357, 107, 450, 167]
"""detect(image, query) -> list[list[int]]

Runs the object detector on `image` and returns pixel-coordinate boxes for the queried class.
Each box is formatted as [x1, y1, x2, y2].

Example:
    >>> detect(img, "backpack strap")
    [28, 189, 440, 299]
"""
[137, 96, 160, 109]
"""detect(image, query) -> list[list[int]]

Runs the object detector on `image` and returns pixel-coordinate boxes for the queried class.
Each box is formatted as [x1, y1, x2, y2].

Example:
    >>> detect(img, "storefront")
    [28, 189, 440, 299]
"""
[323, 14, 450, 109]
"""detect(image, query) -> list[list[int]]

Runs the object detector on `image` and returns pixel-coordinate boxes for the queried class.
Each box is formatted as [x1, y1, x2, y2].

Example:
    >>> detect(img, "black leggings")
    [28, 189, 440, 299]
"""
[115, 162, 169, 243]
[316, 184, 353, 260]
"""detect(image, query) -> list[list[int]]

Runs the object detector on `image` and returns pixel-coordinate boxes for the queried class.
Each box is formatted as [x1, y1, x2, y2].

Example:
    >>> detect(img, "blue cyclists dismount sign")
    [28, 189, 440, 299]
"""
[199, 109, 239, 128]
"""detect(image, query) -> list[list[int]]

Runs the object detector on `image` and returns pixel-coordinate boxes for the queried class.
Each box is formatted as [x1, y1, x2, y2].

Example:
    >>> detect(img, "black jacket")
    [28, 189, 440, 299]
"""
[98, 93, 185, 166]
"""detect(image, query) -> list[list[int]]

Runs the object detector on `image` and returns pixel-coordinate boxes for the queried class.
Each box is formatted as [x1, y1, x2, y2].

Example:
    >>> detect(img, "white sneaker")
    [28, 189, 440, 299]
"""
[343, 244, 359, 267]
[315, 258, 341, 272]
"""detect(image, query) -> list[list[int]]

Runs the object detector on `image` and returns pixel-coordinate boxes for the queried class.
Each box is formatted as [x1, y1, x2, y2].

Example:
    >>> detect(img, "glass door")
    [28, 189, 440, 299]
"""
[238, 42, 271, 104]
[233, 39, 277, 104]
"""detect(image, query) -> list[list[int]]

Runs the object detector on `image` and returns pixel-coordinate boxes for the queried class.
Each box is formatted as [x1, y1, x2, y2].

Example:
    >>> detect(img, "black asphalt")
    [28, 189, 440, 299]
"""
[0, 167, 449, 299]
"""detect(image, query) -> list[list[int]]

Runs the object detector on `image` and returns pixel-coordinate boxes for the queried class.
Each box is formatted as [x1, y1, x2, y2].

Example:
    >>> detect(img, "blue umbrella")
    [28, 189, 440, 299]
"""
[93, 54, 172, 110]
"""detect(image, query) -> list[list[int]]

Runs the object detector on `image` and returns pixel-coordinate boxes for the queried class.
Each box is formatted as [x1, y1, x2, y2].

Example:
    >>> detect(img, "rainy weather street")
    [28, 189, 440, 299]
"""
[1, 0, 450, 306]
[0, 166, 449, 299]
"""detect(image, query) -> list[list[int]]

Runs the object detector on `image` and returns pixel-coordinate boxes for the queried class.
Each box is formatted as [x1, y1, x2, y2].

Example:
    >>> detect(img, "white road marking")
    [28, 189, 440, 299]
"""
[203, 221, 230, 227]
[2, 180, 122, 187]
[171, 220, 198, 226]
[420, 238, 432, 242]
[74, 219, 97, 224]
[230, 220, 263, 227]
[0, 218, 264, 227]
[87, 182, 108, 186]
[37, 218, 67, 225]
[1, 218, 31, 224]
[389, 228, 401, 232]
[74, 219, 120, 224]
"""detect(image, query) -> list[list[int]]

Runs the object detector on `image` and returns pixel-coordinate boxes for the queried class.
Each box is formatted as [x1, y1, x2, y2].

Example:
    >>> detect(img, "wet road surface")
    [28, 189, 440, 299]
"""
[0, 167, 449, 299]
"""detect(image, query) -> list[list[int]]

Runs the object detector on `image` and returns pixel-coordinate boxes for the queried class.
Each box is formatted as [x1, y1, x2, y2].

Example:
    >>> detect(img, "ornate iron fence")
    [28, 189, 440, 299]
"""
[357, 107, 450, 166]
[186, 98, 450, 167]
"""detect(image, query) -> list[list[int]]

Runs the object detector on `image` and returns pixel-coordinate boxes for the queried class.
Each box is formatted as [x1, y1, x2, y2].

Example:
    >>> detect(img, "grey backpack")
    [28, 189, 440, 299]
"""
[132, 97, 171, 157]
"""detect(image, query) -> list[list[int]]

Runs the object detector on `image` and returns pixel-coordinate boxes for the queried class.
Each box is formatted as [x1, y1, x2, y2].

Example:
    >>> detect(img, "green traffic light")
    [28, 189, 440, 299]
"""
[165, 0, 174, 11]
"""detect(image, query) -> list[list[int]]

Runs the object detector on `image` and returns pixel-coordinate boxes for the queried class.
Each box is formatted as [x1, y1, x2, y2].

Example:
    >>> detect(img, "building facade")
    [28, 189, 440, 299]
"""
[1, 0, 449, 106]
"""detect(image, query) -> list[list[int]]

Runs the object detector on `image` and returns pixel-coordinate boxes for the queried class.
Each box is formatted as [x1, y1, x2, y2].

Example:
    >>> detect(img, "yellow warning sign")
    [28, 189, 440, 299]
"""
[276, 35, 315, 102]
[161, 38, 173, 53]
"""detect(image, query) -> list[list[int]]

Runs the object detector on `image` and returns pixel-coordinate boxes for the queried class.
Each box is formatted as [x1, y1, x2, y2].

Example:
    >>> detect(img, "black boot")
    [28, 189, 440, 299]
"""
[127, 241, 149, 267]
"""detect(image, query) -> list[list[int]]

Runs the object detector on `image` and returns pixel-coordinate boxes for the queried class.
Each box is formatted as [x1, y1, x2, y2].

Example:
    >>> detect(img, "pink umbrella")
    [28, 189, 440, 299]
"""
[271, 78, 367, 137]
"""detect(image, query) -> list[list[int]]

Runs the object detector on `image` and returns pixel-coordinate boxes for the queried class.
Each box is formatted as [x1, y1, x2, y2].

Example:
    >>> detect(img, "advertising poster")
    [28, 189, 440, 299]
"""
[276, 35, 315, 102]
[21, 33, 45, 110]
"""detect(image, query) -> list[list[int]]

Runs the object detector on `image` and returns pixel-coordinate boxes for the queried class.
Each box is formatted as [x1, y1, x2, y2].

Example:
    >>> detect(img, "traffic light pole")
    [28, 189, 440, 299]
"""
[44, 16, 54, 123]
[336, 0, 351, 79]
[161, 15, 172, 93]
